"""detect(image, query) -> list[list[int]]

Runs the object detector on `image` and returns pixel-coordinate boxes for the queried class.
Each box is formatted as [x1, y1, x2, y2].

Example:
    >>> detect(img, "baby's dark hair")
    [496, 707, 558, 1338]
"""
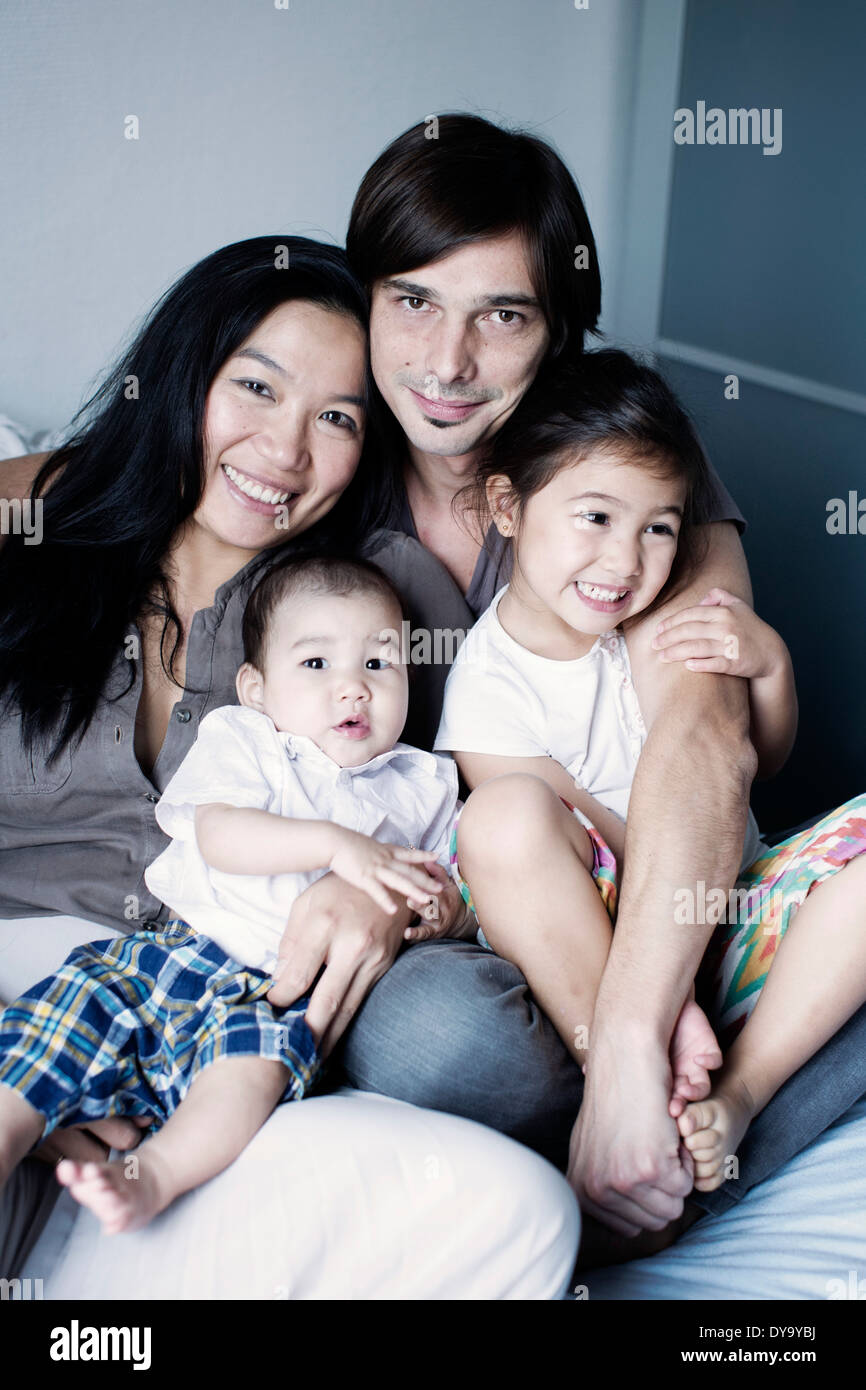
[470, 349, 716, 607]
[241, 554, 406, 672]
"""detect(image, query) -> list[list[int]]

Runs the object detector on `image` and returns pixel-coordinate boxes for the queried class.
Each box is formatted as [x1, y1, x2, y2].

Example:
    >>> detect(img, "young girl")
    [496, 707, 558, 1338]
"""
[0, 556, 468, 1233]
[433, 350, 866, 1193]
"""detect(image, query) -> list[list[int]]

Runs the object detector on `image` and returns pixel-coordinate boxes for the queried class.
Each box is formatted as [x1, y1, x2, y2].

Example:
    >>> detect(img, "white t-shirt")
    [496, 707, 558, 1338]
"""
[435, 587, 763, 871]
[144, 705, 459, 974]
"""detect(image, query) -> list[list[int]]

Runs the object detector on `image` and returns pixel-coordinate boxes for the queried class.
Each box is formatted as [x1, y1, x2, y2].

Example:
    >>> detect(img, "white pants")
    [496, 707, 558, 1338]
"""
[0, 915, 580, 1300]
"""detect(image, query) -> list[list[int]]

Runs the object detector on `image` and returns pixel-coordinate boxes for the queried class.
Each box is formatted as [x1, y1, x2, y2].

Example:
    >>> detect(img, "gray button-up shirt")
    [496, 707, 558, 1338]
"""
[0, 532, 474, 934]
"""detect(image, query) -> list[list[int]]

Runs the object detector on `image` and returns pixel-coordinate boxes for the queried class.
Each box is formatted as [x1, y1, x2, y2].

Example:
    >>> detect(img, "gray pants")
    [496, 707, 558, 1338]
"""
[338, 938, 866, 1217]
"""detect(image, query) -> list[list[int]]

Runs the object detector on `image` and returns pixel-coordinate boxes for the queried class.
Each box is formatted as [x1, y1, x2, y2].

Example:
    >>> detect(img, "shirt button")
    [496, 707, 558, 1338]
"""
[144, 792, 159, 803]
[175, 708, 191, 723]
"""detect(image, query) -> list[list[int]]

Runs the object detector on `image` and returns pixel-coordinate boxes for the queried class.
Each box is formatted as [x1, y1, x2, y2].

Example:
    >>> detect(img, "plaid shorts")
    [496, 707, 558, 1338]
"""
[0, 919, 320, 1139]
[448, 795, 618, 949]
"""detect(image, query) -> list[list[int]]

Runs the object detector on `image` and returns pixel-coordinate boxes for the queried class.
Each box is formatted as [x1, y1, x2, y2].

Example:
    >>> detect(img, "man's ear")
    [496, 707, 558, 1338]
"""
[236, 661, 265, 710]
[485, 474, 518, 537]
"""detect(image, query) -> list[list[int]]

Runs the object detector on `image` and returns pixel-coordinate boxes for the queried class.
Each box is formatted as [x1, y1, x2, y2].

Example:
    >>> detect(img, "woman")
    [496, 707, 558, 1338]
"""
[0, 235, 579, 1298]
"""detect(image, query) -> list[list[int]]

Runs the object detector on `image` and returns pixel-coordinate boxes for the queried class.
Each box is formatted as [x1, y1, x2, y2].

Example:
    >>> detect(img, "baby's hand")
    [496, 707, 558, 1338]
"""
[652, 587, 786, 681]
[403, 868, 475, 943]
[329, 829, 443, 916]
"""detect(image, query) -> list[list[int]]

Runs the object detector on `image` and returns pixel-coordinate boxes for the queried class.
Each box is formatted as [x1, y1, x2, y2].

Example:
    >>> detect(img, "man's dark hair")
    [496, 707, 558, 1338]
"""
[346, 114, 602, 526]
[242, 554, 405, 672]
[347, 113, 601, 361]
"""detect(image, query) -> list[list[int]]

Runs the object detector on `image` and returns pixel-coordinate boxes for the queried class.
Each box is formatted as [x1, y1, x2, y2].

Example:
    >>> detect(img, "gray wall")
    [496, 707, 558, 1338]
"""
[657, 0, 866, 828]
[0, 0, 640, 430]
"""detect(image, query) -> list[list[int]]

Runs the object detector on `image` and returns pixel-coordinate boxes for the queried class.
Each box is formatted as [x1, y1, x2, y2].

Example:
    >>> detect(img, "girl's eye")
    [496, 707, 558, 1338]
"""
[646, 523, 677, 537]
[320, 410, 358, 432]
[302, 658, 328, 670]
[575, 511, 609, 526]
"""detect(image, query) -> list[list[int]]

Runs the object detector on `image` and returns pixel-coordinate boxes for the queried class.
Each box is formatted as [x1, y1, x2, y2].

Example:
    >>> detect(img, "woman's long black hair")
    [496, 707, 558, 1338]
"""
[0, 236, 375, 764]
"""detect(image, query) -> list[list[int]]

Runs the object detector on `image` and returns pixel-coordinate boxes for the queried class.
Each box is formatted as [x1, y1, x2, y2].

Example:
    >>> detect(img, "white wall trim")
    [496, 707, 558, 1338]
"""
[655, 337, 866, 417]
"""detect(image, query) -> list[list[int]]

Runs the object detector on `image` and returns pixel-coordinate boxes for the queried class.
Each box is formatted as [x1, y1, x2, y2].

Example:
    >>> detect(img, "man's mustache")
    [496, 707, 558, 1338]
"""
[396, 371, 500, 405]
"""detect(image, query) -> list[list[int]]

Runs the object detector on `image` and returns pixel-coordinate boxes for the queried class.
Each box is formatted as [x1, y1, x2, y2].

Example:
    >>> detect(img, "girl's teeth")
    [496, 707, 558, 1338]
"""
[223, 463, 290, 505]
[578, 581, 627, 602]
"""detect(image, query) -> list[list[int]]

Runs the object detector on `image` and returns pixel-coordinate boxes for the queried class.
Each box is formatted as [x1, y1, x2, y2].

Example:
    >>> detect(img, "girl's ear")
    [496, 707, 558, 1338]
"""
[236, 661, 265, 710]
[485, 474, 518, 538]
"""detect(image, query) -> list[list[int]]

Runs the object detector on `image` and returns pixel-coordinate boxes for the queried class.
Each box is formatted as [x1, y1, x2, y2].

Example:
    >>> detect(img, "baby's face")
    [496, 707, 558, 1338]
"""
[240, 589, 408, 767]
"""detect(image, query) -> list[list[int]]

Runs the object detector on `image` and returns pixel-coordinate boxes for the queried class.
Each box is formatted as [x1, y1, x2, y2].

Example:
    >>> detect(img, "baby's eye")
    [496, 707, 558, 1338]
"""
[302, 657, 328, 670]
[365, 657, 391, 671]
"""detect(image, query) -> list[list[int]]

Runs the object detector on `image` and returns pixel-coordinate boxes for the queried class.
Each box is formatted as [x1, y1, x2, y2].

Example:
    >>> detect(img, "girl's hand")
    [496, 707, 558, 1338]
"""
[651, 587, 786, 681]
[403, 868, 475, 943]
[329, 829, 444, 916]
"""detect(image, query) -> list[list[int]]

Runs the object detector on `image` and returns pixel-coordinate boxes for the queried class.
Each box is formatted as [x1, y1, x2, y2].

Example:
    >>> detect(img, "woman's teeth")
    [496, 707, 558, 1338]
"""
[577, 580, 629, 602]
[222, 463, 291, 505]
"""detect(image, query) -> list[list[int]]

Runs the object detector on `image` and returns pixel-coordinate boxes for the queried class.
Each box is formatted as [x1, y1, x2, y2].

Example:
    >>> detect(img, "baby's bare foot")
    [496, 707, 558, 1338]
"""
[668, 998, 723, 1118]
[677, 1078, 755, 1191]
[56, 1155, 168, 1234]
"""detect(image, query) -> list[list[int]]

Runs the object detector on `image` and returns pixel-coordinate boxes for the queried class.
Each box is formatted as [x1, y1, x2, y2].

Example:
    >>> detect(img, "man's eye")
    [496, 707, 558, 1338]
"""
[302, 658, 328, 670]
[320, 410, 358, 432]
[489, 309, 523, 325]
[400, 296, 428, 311]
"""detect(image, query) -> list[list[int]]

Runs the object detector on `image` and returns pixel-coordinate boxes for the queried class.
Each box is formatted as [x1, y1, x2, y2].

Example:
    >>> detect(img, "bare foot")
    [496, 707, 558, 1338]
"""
[677, 1077, 755, 1191]
[55, 1154, 170, 1234]
[668, 998, 723, 1119]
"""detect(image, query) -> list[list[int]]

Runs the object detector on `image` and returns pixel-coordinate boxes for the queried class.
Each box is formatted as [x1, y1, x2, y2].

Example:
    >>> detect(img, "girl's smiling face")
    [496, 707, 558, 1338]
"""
[490, 448, 687, 659]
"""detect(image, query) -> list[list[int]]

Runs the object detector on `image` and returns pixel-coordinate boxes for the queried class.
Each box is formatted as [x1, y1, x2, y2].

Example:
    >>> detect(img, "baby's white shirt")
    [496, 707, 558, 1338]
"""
[435, 587, 763, 872]
[144, 705, 459, 974]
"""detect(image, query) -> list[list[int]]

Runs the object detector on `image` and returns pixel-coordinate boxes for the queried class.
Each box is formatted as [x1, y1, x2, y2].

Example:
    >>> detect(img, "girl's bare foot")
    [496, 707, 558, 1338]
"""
[55, 1152, 171, 1234]
[668, 998, 723, 1118]
[677, 1076, 756, 1191]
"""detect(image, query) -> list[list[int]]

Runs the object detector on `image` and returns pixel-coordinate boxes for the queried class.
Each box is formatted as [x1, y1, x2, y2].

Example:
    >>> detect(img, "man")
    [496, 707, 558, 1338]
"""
[328, 113, 866, 1251]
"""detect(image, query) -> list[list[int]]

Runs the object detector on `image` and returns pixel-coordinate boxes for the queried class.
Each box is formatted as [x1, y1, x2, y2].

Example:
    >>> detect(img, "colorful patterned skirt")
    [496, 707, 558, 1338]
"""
[700, 793, 866, 1048]
[0, 919, 320, 1139]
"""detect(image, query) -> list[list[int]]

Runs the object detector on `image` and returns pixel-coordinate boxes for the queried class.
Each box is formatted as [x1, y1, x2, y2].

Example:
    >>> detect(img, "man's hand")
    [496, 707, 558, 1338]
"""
[267, 872, 412, 1057]
[567, 1027, 694, 1235]
[33, 1116, 149, 1167]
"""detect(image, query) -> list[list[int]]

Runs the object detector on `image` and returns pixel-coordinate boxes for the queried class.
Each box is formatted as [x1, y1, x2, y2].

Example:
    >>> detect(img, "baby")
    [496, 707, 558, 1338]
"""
[0, 555, 469, 1233]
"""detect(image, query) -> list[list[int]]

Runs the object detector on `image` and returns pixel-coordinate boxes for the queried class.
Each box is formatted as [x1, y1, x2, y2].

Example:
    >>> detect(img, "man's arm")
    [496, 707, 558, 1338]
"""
[567, 524, 759, 1232]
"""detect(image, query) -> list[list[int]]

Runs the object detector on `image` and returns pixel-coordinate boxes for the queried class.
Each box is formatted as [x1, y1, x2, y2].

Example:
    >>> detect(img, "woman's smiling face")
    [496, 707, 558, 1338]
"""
[194, 300, 367, 556]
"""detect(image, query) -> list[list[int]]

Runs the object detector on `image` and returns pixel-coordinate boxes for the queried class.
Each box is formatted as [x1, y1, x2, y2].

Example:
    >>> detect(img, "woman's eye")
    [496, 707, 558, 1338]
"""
[235, 378, 273, 399]
[320, 410, 358, 432]
[302, 658, 328, 670]
[575, 511, 608, 526]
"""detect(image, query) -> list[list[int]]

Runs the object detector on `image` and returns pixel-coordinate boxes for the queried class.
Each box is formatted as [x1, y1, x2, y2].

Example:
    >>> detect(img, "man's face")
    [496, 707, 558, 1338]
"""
[369, 230, 550, 463]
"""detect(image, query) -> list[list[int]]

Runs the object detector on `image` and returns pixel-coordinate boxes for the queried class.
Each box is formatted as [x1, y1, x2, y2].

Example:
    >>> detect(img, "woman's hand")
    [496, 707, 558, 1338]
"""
[651, 587, 787, 681]
[267, 873, 413, 1057]
[33, 1116, 149, 1166]
[329, 828, 444, 916]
